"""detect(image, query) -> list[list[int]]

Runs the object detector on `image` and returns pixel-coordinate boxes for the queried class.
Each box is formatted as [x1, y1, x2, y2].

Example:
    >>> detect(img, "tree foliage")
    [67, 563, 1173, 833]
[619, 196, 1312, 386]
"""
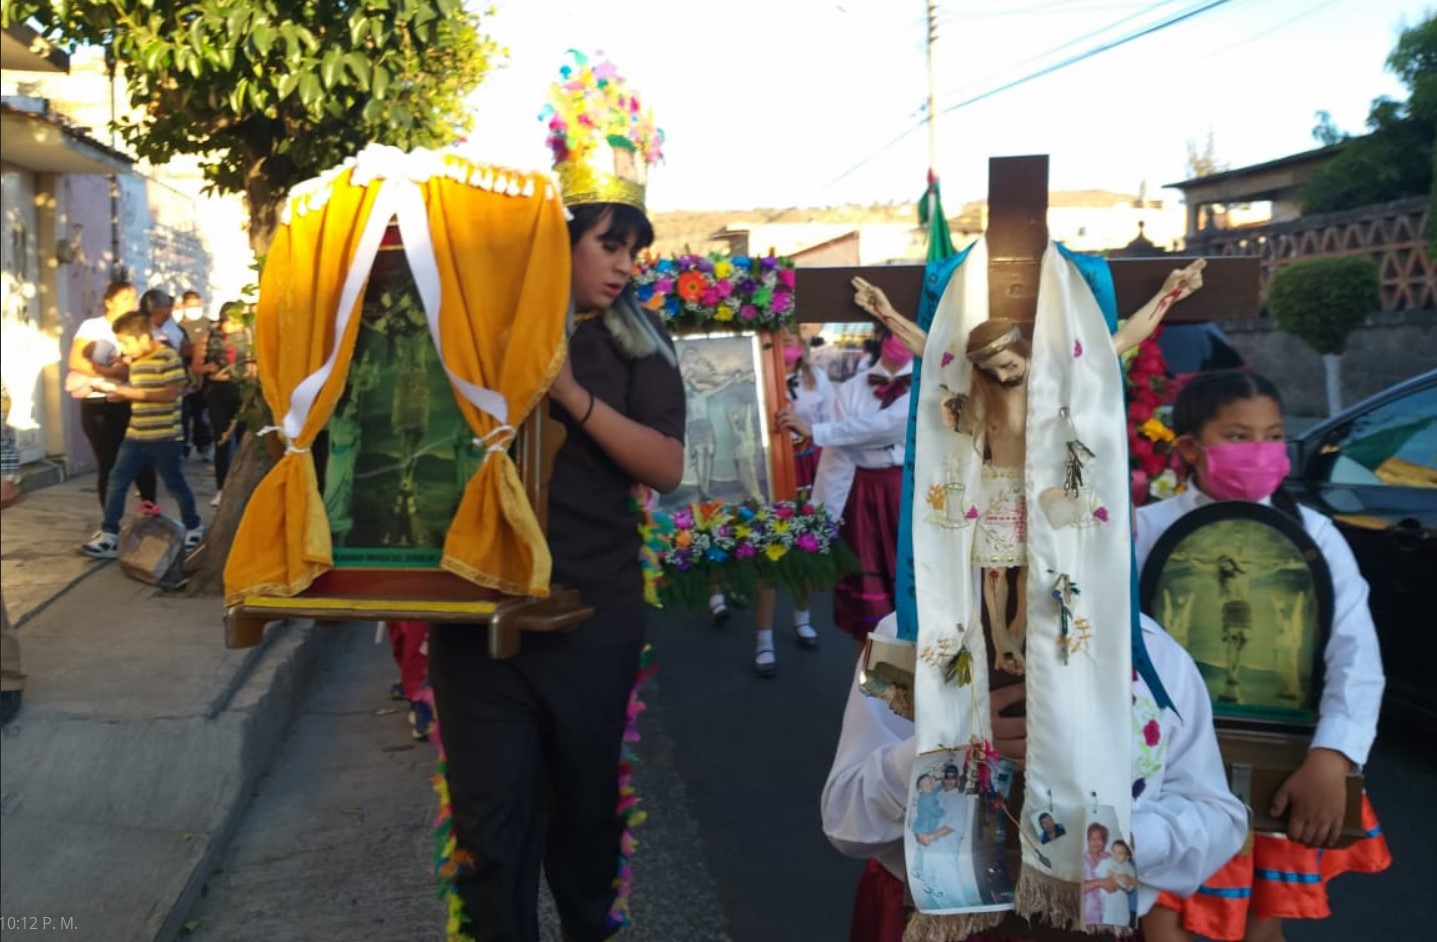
[1267, 257, 1379, 356]
[1184, 130, 1227, 179]
[1304, 14, 1435, 214]
[5, 0, 504, 253]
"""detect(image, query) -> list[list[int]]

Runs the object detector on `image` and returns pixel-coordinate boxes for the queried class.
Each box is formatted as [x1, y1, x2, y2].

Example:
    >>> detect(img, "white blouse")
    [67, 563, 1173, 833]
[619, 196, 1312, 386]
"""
[810, 360, 912, 516]
[1135, 487, 1385, 767]
[820, 612, 1248, 918]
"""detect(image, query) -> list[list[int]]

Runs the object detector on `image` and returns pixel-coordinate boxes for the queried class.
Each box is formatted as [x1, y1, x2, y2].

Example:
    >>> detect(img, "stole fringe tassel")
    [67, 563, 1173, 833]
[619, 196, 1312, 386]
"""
[1015, 868, 1083, 933]
[902, 910, 1005, 941]
[606, 644, 658, 932]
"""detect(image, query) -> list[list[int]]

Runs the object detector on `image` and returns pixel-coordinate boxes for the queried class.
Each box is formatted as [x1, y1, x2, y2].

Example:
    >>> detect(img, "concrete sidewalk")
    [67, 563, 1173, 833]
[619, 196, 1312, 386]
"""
[0, 463, 339, 942]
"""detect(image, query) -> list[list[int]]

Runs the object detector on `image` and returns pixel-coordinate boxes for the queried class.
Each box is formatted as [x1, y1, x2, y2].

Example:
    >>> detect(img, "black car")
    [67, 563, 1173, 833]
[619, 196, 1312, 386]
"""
[1284, 369, 1437, 727]
[1156, 322, 1246, 377]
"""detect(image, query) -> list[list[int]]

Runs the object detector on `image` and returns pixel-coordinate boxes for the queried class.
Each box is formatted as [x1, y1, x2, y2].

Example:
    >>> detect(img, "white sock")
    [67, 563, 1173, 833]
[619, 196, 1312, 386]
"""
[756, 629, 776, 666]
[794, 609, 816, 638]
[709, 593, 728, 613]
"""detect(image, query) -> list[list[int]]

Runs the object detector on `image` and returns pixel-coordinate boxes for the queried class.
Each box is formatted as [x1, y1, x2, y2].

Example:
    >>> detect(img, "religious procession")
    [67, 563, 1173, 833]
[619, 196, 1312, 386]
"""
[2, 3, 1432, 942]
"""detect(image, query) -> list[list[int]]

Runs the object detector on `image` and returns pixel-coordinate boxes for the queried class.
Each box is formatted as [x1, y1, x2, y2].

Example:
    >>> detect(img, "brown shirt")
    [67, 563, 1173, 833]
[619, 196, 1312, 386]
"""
[547, 313, 684, 615]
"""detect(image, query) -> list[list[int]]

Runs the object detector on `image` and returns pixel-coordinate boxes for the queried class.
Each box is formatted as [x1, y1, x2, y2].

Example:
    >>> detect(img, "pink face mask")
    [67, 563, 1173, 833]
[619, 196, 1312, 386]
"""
[881, 335, 914, 369]
[782, 344, 804, 369]
[1201, 441, 1291, 502]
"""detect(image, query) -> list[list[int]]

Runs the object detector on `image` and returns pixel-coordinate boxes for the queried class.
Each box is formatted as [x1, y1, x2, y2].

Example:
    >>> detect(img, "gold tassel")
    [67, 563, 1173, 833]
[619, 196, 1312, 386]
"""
[902, 910, 1006, 941]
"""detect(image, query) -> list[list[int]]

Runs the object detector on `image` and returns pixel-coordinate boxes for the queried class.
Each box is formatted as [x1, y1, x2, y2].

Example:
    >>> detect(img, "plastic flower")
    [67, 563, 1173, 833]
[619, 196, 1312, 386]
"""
[715, 304, 735, 322]
[713, 260, 734, 279]
[765, 544, 788, 561]
[796, 533, 820, 553]
[676, 272, 706, 302]
[1139, 417, 1175, 444]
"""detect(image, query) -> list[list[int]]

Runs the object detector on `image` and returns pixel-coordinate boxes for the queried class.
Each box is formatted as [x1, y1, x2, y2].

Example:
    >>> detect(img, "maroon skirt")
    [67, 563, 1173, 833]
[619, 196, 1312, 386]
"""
[794, 441, 822, 492]
[833, 465, 902, 641]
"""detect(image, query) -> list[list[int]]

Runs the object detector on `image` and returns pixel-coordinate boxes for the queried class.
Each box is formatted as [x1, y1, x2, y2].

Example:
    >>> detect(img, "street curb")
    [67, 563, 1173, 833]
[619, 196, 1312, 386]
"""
[151, 618, 348, 942]
[11, 557, 113, 630]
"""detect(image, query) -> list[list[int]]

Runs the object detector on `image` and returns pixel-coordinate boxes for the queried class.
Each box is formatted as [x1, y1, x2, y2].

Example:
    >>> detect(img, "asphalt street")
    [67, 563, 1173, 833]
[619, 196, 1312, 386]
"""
[184, 593, 1429, 941]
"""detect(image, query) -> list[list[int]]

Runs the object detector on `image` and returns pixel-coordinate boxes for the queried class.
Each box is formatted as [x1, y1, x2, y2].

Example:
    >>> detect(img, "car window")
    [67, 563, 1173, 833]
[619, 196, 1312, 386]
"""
[1315, 383, 1437, 488]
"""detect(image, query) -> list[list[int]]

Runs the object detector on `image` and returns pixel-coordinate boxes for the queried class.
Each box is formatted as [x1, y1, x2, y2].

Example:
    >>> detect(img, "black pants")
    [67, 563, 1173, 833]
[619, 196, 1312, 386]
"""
[428, 611, 644, 942]
[183, 389, 212, 452]
[79, 399, 155, 509]
[203, 381, 243, 489]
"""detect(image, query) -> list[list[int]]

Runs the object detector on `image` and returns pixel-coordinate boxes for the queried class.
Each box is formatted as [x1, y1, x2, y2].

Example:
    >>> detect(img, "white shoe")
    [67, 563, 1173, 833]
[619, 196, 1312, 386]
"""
[82, 531, 119, 558]
[210, 490, 223, 507]
[184, 527, 205, 551]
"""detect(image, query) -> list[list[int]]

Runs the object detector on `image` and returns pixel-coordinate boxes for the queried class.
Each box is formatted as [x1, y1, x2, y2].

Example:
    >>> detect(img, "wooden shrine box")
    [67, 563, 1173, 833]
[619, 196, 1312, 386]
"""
[225, 223, 592, 658]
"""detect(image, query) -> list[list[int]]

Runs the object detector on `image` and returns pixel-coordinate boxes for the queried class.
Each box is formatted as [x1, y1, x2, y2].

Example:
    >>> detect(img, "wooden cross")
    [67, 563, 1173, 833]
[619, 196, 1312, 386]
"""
[794, 154, 1261, 326]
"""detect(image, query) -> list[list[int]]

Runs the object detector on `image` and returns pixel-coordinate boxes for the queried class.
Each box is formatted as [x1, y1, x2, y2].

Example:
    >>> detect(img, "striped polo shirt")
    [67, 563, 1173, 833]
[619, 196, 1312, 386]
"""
[126, 346, 187, 442]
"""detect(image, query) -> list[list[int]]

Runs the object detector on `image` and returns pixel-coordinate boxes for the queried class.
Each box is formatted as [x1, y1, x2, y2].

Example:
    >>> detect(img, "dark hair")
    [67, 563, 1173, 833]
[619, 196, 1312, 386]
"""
[1111, 839, 1132, 858]
[182, 290, 202, 302]
[567, 202, 655, 252]
[103, 281, 135, 304]
[1039, 812, 1054, 823]
[1171, 369, 1302, 520]
[139, 289, 174, 315]
[111, 310, 152, 338]
[1171, 369, 1283, 439]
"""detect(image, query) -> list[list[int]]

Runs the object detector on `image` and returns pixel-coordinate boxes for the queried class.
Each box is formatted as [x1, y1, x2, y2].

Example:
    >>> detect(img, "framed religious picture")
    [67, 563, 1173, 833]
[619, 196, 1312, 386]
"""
[1139, 501, 1333, 731]
[659, 331, 796, 513]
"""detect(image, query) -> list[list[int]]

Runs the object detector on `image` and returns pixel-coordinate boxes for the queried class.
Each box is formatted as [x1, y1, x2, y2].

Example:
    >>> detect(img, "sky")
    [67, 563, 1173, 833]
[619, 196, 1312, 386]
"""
[459, 0, 1431, 212]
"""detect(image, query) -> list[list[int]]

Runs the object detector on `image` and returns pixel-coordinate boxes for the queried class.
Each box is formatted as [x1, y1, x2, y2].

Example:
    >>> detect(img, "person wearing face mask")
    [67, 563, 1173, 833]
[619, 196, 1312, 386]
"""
[779, 322, 913, 647]
[1134, 369, 1389, 942]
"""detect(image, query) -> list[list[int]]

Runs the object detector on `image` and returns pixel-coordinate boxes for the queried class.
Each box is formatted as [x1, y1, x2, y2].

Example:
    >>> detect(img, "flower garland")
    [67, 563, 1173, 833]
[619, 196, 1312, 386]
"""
[633, 253, 797, 332]
[649, 498, 858, 609]
[607, 644, 657, 932]
[425, 684, 476, 942]
[541, 51, 664, 169]
[1122, 327, 1186, 506]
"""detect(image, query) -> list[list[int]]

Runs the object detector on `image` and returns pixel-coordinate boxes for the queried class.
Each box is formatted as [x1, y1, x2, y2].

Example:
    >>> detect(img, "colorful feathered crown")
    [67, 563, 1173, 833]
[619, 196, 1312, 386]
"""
[541, 50, 664, 211]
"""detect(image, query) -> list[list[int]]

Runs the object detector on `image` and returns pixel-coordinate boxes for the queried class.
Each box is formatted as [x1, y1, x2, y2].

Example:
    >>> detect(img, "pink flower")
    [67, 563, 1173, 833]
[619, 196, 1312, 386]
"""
[1074, 340, 1084, 358]
[965, 506, 979, 520]
[1093, 506, 1109, 522]
[796, 533, 820, 552]
[941, 352, 954, 367]
[700, 288, 720, 306]
[739, 305, 758, 322]
[655, 277, 674, 293]
[772, 291, 793, 314]
[735, 543, 756, 559]
[775, 503, 795, 519]
[778, 267, 796, 288]
[715, 279, 733, 299]
[1143, 719, 1161, 747]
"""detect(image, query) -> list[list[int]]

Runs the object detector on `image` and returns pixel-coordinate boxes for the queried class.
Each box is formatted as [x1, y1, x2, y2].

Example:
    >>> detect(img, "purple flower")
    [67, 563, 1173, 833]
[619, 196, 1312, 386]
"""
[1093, 506, 1109, 522]
[655, 277, 674, 293]
[941, 352, 954, 367]
[739, 278, 759, 295]
[760, 256, 777, 271]
[772, 291, 793, 314]
[739, 304, 758, 322]
[1074, 340, 1084, 358]
[735, 543, 757, 559]
[673, 509, 694, 530]
[716, 279, 733, 299]
[796, 533, 820, 552]
[965, 505, 979, 520]
[701, 288, 720, 306]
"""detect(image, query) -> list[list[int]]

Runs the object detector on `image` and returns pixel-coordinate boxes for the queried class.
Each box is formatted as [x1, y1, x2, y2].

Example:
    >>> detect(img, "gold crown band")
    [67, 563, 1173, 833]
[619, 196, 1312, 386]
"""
[966, 325, 1023, 364]
[556, 161, 646, 211]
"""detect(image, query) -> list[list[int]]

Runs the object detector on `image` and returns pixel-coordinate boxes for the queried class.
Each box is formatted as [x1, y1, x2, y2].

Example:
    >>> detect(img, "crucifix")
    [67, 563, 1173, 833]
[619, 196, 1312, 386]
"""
[794, 154, 1260, 328]
[793, 153, 1260, 689]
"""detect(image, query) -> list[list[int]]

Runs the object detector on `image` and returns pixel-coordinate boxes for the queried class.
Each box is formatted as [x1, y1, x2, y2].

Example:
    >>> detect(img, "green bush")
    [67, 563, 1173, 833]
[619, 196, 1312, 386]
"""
[1267, 257, 1379, 356]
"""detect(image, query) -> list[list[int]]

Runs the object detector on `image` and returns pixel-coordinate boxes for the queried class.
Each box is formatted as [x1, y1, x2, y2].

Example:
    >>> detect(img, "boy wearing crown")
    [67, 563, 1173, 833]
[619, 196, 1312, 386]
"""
[426, 54, 685, 942]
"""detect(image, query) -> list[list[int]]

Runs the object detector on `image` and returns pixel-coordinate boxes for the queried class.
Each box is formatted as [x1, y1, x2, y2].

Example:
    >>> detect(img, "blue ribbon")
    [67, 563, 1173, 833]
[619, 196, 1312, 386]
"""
[893, 243, 1175, 713]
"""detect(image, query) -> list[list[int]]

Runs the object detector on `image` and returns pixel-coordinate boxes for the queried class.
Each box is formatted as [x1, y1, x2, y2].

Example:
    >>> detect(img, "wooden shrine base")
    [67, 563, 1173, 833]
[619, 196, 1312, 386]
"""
[225, 568, 593, 660]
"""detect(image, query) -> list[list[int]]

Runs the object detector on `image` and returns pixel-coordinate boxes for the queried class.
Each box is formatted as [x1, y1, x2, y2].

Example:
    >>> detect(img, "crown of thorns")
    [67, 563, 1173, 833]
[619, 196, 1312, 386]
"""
[966, 325, 1023, 364]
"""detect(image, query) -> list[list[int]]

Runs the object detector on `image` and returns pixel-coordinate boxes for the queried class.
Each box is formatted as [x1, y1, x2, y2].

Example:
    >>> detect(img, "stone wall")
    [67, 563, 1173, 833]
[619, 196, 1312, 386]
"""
[1216, 310, 1437, 417]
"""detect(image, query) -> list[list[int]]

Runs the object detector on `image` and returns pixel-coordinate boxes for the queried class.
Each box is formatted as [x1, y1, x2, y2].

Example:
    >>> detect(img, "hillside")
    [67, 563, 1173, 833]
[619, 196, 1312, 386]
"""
[649, 203, 919, 255]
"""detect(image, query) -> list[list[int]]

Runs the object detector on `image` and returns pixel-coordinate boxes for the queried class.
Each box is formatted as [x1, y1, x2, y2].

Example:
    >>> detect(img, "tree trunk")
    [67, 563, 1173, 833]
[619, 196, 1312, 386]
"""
[1322, 353, 1343, 416]
[187, 431, 276, 598]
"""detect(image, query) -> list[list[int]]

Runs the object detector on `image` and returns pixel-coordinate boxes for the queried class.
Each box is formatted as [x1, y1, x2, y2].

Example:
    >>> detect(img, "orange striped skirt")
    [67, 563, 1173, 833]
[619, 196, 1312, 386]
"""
[1153, 793, 1390, 940]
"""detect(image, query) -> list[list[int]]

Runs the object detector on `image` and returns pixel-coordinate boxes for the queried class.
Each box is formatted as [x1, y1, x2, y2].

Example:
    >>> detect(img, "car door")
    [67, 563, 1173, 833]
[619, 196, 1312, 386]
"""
[1295, 379, 1437, 722]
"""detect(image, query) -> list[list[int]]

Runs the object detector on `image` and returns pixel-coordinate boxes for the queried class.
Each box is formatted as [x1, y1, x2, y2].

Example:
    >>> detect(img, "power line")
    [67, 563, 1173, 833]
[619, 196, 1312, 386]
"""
[826, 0, 1238, 188]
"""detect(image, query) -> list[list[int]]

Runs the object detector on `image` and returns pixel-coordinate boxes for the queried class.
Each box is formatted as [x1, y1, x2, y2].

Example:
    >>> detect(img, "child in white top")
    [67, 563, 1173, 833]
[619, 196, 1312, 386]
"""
[1135, 370, 1390, 942]
[821, 611, 1247, 940]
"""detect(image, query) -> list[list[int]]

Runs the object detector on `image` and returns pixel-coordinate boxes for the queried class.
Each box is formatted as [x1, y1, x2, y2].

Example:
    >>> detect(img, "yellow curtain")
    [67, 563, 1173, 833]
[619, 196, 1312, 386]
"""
[425, 170, 570, 596]
[224, 155, 571, 606]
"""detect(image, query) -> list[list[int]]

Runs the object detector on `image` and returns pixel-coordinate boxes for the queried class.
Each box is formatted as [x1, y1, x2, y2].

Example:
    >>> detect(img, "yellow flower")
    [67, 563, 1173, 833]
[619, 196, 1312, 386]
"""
[715, 304, 736, 322]
[765, 543, 788, 561]
[926, 483, 947, 510]
[1139, 417, 1175, 443]
[735, 525, 751, 540]
[773, 519, 790, 533]
[713, 260, 734, 279]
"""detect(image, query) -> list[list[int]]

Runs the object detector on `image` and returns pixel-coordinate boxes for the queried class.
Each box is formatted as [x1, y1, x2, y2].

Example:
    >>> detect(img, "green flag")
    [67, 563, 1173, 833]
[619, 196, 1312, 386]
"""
[919, 171, 956, 262]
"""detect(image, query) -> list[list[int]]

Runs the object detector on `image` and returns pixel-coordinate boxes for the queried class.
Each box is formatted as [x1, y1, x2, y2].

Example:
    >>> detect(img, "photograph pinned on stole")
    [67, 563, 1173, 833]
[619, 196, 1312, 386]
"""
[905, 748, 1016, 916]
[1080, 802, 1138, 931]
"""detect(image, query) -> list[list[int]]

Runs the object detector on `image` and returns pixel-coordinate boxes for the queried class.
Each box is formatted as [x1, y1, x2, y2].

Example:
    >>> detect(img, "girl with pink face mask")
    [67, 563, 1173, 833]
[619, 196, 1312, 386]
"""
[1134, 370, 1389, 942]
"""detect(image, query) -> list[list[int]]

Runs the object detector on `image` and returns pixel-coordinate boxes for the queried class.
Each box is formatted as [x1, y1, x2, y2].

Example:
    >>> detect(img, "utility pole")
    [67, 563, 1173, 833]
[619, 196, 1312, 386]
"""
[925, 0, 939, 176]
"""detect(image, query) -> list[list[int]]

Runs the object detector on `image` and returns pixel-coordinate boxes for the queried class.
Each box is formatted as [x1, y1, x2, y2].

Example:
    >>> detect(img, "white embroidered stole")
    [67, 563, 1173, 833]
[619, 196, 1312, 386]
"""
[909, 239, 1134, 934]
